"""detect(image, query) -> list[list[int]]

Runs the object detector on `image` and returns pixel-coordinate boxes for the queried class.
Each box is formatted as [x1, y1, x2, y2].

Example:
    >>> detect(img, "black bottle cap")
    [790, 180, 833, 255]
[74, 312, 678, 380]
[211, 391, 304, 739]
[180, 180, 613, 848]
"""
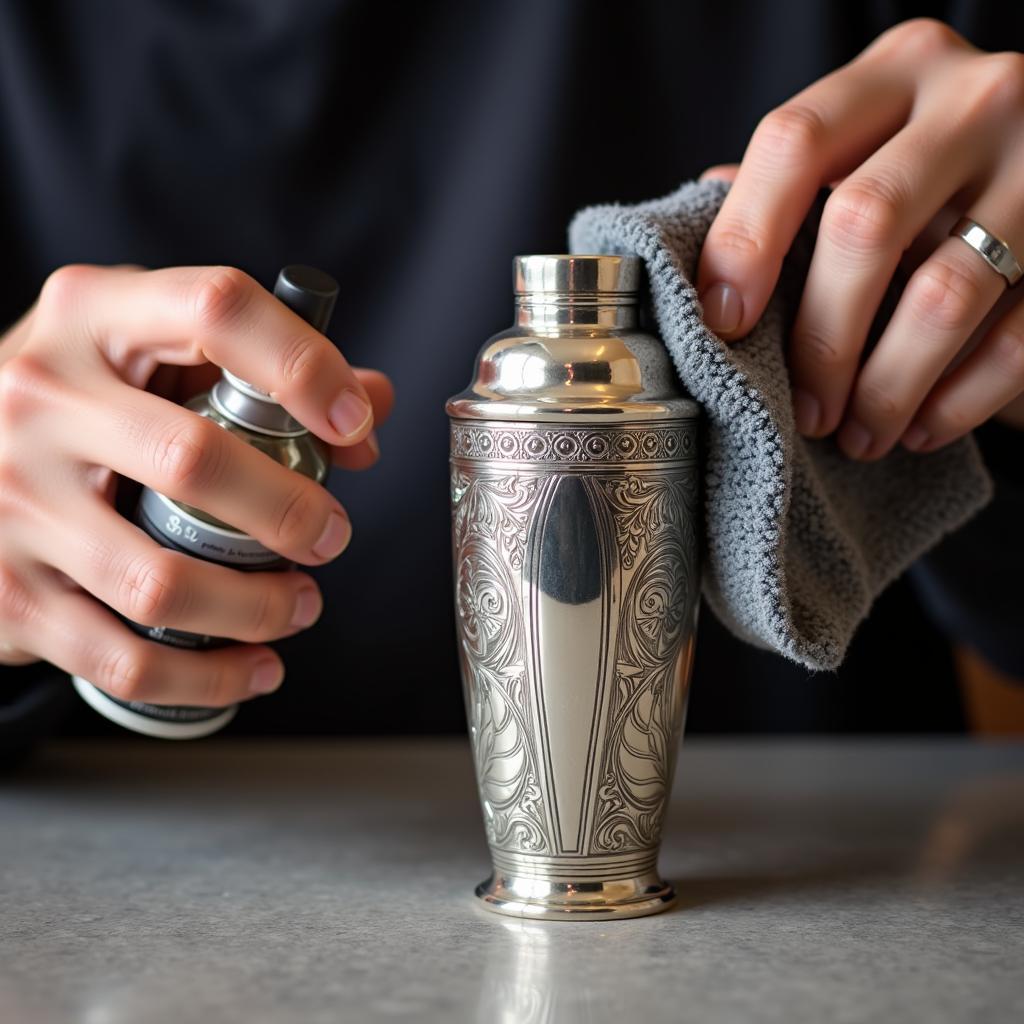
[273, 265, 339, 334]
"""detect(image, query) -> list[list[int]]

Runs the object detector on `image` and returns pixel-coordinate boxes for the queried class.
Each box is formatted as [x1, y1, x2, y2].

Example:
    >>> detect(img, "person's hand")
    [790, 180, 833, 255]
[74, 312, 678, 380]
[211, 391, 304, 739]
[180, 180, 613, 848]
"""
[696, 18, 1024, 459]
[0, 264, 394, 705]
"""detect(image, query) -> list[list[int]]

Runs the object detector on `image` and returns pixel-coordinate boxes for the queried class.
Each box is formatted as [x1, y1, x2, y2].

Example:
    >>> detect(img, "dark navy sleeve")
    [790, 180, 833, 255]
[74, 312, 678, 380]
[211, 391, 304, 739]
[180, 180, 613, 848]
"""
[0, 663, 75, 769]
[908, 420, 1024, 680]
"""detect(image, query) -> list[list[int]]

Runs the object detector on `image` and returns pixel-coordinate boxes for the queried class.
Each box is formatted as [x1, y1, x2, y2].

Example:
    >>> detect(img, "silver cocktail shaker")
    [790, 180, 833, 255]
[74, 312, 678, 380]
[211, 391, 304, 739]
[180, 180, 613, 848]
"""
[447, 255, 700, 920]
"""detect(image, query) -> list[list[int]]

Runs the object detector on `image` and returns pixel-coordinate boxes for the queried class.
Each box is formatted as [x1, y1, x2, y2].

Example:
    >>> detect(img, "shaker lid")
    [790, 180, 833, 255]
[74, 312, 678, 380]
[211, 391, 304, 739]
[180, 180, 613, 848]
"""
[446, 253, 698, 424]
[514, 255, 641, 297]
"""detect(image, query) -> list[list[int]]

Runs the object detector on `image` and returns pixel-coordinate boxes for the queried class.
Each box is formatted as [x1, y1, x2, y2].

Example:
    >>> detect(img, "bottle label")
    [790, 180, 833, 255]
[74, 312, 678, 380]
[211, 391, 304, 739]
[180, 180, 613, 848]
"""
[122, 617, 218, 652]
[103, 693, 228, 724]
[108, 488, 288, 726]
[137, 488, 285, 568]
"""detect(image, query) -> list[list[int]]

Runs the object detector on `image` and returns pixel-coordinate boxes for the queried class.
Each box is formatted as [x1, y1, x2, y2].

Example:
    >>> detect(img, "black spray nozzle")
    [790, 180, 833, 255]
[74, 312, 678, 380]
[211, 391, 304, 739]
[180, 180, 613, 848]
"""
[273, 265, 339, 334]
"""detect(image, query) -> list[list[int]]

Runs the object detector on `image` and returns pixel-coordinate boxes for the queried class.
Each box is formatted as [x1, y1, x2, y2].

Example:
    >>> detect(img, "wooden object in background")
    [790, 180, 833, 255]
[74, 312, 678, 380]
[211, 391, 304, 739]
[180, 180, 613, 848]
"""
[955, 645, 1024, 736]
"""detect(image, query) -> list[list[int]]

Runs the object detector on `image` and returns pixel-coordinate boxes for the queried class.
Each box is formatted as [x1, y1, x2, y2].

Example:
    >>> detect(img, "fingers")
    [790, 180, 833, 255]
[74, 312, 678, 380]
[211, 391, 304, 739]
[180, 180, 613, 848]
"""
[332, 430, 380, 471]
[789, 119, 992, 441]
[900, 292, 1024, 452]
[331, 368, 394, 470]
[14, 578, 284, 707]
[834, 239, 1003, 458]
[29, 494, 323, 643]
[355, 367, 395, 424]
[0, 644, 39, 666]
[696, 53, 914, 340]
[836, 173, 1024, 458]
[36, 264, 375, 447]
[63, 381, 352, 566]
[0, 564, 48, 667]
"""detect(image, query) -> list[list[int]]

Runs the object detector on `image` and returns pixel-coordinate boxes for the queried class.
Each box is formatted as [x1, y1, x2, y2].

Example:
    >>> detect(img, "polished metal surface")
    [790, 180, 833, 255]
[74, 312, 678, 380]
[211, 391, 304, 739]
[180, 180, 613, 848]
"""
[447, 255, 698, 424]
[3, 739, 1023, 1024]
[448, 255, 701, 918]
[174, 386, 329, 531]
[950, 216, 1023, 287]
[211, 372, 310, 437]
[513, 254, 642, 297]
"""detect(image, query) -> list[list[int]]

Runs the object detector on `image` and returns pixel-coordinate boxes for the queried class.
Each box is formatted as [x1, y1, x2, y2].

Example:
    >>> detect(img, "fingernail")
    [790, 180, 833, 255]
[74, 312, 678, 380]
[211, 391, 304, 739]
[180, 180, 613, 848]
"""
[700, 282, 743, 335]
[365, 429, 380, 460]
[328, 389, 373, 439]
[291, 586, 322, 629]
[312, 511, 351, 560]
[249, 659, 283, 696]
[838, 420, 872, 460]
[902, 425, 929, 452]
[792, 388, 820, 436]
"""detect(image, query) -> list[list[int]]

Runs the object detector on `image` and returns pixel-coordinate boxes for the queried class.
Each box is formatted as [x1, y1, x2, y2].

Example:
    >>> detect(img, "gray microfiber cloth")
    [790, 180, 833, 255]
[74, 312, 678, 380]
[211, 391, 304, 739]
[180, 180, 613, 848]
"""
[570, 179, 993, 671]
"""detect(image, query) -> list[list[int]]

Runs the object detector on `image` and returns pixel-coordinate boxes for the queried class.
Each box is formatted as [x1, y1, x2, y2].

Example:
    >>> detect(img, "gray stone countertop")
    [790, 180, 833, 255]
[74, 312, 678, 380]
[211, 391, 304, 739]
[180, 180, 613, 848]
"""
[1, 738, 1022, 1023]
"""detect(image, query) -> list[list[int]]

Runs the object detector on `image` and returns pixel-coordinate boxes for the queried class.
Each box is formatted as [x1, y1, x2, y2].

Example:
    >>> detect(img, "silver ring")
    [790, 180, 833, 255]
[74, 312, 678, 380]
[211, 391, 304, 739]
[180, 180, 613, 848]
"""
[950, 217, 1022, 287]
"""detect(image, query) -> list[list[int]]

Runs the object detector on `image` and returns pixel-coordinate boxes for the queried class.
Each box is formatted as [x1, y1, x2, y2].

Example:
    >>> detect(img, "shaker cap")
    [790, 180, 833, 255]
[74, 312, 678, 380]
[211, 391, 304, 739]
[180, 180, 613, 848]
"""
[514, 255, 641, 297]
[212, 264, 340, 435]
[274, 265, 339, 334]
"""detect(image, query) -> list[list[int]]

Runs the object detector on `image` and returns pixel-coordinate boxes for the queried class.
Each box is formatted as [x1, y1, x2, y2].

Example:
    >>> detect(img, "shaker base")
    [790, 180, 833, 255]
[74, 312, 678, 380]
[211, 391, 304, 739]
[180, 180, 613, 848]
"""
[474, 870, 676, 921]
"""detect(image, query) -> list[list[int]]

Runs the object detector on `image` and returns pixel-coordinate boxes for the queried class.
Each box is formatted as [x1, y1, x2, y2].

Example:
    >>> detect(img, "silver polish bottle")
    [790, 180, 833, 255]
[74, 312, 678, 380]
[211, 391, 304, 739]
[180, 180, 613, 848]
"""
[73, 266, 336, 739]
[447, 255, 701, 919]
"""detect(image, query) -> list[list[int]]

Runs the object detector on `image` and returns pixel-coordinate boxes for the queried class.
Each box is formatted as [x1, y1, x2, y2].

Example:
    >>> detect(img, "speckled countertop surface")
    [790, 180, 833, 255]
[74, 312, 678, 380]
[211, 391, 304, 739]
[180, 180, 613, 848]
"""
[2, 739, 1022, 1023]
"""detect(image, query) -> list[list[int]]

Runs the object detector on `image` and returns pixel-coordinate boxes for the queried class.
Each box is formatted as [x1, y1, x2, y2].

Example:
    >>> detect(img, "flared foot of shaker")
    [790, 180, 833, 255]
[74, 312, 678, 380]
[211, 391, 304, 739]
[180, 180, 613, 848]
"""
[474, 870, 676, 921]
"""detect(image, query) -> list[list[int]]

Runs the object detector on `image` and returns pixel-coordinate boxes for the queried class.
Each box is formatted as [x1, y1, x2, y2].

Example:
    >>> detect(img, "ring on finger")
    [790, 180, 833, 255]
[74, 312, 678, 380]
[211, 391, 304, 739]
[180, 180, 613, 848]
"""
[950, 217, 1023, 288]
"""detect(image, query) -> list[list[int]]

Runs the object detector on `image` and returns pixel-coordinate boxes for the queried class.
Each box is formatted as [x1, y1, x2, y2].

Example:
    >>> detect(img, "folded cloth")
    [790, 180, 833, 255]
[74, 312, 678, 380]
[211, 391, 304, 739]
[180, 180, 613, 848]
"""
[570, 179, 993, 671]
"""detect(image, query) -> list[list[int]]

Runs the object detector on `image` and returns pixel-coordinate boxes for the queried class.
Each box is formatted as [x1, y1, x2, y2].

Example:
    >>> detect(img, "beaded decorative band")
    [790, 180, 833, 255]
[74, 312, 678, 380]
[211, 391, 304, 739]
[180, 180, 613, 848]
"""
[450, 420, 697, 464]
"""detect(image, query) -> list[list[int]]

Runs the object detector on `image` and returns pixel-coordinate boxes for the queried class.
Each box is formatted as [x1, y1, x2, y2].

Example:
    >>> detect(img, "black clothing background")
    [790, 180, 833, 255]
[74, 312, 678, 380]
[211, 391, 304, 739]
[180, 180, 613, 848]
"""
[0, 1, 1021, 741]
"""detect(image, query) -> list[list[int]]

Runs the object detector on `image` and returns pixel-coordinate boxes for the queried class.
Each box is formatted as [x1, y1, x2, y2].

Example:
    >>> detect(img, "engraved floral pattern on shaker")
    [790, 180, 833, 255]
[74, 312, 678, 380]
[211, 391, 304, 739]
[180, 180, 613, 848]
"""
[450, 422, 698, 867]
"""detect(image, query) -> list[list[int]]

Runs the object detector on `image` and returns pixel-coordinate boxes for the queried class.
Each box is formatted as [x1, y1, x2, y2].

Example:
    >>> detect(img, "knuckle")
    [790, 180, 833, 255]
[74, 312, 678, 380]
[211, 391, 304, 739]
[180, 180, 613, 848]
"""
[37, 264, 95, 319]
[191, 267, 256, 332]
[990, 325, 1024, 381]
[205, 677, 237, 709]
[0, 353, 60, 428]
[906, 259, 985, 333]
[0, 464, 42, 528]
[794, 325, 845, 370]
[961, 52, 1024, 115]
[0, 464, 28, 516]
[188, 659, 233, 708]
[823, 182, 903, 256]
[152, 417, 225, 493]
[856, 379, 901, 422]
[0, 565, 33, 626]
[886, 18, 962, 59]
[243, 585, 281, 641]
[273, 484, 319, 550]
[706, 219, 765, 262]
[753, 104, 826, 166]
[276, 332, 323, 391]
[97, 645, 153, 703]
[117, 551, 185, 626]
[929, 396, 974, 436]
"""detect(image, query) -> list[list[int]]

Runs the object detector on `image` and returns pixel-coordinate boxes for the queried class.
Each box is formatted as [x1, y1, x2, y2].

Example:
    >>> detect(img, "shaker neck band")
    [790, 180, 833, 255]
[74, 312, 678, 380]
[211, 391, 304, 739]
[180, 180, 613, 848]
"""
[514, 298, 638, 329]
[211, 375, 309, 437]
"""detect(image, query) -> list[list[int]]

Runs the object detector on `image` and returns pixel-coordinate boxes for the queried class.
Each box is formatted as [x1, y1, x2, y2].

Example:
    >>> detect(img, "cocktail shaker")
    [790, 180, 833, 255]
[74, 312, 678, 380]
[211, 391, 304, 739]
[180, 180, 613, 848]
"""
[447, 255, 700, 919]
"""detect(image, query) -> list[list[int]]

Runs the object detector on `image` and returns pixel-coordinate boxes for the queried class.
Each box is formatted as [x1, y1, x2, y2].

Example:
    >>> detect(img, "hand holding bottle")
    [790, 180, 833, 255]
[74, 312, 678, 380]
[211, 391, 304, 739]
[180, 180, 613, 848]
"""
[0, 264, 393, 706]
